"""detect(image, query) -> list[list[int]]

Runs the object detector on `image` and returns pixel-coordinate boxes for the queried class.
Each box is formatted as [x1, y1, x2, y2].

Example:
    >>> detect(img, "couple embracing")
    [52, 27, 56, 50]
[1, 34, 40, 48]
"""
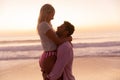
[37, 4, 75, 80]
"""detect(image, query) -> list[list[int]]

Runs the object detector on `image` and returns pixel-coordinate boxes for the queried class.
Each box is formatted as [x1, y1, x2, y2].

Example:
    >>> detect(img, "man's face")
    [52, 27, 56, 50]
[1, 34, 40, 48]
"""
[56, 24, 68, 37]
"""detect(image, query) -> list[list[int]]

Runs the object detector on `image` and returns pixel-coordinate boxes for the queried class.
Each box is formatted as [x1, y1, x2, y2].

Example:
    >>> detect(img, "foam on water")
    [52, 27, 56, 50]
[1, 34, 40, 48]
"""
[0, 32, 120, 60]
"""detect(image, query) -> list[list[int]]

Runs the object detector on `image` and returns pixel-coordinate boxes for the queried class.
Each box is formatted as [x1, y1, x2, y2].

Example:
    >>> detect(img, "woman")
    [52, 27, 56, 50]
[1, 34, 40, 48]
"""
[37, 4, 71, 80]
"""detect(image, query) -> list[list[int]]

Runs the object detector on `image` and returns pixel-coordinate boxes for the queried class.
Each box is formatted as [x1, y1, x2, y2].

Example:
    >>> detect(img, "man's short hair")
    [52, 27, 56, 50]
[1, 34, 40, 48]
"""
[64, 21, 75, 37]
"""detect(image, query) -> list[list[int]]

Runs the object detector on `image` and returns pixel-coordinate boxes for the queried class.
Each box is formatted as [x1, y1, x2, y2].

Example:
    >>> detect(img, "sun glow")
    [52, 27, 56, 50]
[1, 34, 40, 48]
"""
[0, 0, 120, 36]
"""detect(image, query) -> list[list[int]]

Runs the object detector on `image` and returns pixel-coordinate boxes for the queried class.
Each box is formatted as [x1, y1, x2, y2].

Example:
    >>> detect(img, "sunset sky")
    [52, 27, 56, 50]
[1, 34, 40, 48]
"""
[0, 0, 120, 36]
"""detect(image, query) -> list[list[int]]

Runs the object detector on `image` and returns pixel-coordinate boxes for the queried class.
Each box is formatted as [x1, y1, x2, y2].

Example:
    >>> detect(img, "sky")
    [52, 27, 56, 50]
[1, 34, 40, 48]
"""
[0, 0, 120, 36]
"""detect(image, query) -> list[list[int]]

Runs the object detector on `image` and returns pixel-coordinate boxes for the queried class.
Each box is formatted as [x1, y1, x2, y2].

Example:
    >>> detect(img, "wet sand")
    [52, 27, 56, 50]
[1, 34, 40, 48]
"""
[0, 57, 120, 80]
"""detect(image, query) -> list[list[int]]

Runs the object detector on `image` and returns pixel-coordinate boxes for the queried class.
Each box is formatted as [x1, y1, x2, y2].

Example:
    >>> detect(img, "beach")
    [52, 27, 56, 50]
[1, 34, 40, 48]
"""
[0, 57, 120, 80]
[0, 32, 120, 80]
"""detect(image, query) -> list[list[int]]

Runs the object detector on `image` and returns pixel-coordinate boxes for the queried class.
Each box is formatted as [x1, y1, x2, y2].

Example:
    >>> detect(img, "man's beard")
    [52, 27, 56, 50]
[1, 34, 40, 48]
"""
[56, 31, 62, 37]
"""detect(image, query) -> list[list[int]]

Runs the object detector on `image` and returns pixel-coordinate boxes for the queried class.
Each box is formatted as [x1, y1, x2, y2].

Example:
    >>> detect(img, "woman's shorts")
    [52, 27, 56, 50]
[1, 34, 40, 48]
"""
[39, 50, 57, 73]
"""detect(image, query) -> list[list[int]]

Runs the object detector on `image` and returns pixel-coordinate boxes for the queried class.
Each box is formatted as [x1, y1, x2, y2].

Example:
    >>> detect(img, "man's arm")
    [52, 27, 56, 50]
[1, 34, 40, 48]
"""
[47, 43, 71, 80]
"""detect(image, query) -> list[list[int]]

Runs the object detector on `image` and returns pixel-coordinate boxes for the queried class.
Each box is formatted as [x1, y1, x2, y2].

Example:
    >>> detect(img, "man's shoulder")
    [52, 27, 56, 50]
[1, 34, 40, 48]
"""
[57, 41, 73, 56]
[59, 41, 72, 48]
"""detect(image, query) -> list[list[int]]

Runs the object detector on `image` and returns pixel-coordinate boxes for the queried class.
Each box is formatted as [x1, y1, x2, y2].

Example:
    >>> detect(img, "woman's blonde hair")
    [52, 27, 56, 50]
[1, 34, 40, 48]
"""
[37, 4, 55, 25]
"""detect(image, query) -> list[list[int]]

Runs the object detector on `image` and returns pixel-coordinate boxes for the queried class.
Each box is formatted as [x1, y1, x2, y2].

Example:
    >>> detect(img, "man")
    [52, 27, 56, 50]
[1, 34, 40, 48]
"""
[41, 21, 75, 80]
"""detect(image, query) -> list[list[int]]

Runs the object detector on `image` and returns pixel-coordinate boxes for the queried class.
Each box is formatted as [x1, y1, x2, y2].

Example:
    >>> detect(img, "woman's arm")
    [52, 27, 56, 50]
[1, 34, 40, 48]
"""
[46, 29, 72, 46]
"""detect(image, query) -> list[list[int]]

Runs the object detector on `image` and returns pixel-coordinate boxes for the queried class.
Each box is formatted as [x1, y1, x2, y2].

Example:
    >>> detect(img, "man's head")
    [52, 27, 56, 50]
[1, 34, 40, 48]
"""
[56, 21, 75, 38]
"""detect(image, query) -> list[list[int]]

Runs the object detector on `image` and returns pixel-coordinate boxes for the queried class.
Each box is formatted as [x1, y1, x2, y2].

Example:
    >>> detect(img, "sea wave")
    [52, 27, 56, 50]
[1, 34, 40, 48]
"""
[0, 41, 120, 52]
[0, 39, 40, 44]
[0, 41, 120, 60]
[73, 41, 120, 48]
[0, 45, 42, 51]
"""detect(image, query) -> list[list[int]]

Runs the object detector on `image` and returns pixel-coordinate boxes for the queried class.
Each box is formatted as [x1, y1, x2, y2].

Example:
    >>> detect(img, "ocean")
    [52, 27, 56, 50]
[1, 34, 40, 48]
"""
[0, 32, 120, 60]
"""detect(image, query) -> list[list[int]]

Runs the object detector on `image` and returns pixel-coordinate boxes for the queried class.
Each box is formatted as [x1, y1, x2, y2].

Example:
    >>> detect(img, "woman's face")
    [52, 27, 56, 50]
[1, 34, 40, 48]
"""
[47, 12, 55, 22]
